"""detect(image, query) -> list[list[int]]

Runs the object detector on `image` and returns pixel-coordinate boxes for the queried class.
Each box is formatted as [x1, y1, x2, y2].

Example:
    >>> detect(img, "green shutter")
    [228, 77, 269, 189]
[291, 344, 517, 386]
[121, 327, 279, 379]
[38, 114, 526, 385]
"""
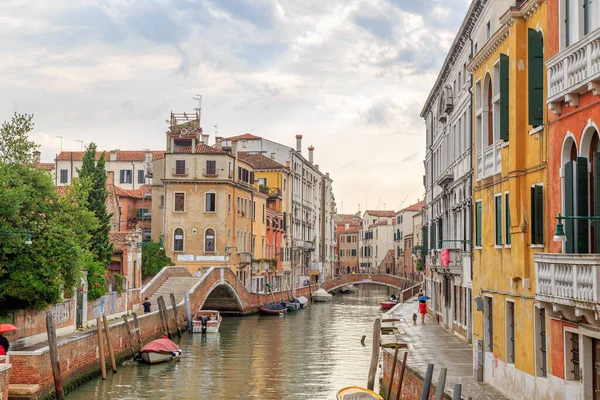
[576, 157, 589, 253]
[528, 28, 544, 127]
[430, 223, 436, 251]
[500, 54, 509, 141]
[438, 219, 443, 249]
[531, 186, 536, 243]
[495, 196, 502, 245]
[565, 161, 575, 253]
[534, 185, 544, 245]
[476, 202, 482, 247]
[565, 0, 570, 47]
[505, 193, 511, 245]
[595, 153, 600, 253]
[423, 226, 429, 252]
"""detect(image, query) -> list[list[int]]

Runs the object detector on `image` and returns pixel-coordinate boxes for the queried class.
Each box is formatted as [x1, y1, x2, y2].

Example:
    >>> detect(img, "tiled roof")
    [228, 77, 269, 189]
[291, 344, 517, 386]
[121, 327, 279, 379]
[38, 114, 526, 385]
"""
[114, 185, 151, 199]
[174, 143, 228, 155]
[366, 210, 395, 217]
[339, 226, 360, 233]
[237, 152, 286, 170]
[401, 200, 425, 212]
[369, 220, 389, 228]
[36, 162, 55, 171]
[55, 151, 164, 162]
[226, 133, 261, 141]
[335, 214, 361, 225]
[109, 232, 129, 252]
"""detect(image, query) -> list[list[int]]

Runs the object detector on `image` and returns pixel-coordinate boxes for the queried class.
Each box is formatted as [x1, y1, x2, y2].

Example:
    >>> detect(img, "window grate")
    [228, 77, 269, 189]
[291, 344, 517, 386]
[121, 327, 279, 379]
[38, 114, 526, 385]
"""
[539, 308, 547, 377]
[487, 297, 494, 351]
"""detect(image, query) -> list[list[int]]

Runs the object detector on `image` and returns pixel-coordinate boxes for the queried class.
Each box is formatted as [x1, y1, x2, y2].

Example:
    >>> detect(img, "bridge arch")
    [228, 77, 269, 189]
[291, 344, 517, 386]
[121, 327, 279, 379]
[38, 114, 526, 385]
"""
[324, 280, 406, 293]
[321, 274, 415, 294]
[200, 280, 246, 313]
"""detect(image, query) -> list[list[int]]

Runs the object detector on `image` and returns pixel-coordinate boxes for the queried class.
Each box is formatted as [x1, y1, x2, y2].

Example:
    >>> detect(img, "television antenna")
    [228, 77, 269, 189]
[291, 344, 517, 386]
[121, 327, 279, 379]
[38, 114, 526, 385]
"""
[193, 95, 202, 126]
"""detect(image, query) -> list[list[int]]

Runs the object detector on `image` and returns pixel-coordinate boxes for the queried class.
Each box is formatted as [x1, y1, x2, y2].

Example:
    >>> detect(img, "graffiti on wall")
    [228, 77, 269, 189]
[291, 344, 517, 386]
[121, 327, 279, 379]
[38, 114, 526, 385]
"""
[89, 292, 126, 321]
[52, 301, 71, 325]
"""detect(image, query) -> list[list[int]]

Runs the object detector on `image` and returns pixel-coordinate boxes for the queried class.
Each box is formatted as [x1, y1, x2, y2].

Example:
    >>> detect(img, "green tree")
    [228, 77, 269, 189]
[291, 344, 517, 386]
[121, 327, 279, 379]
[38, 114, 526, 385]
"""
[142, 242, 174, 280]
[78, 143, 113, 266]
[0, 113, 39, 164]
[0, 163, 97, 310]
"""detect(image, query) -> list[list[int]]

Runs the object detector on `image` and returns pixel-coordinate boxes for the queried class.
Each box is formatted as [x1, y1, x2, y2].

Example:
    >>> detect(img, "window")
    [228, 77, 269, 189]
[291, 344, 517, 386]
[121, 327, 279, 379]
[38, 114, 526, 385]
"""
[528, 29, 544, 127]
[228, 194, 231, 213]
[500, 54, 509, 141]
[531, 184, 544, 245]
[60, 169, 68, 184]
[283, 179, 286, 191]
[566, 332, 581, 381]
[486, 20, 491, 40]
[205, 229, 215, 252]
[174, 228, 184, 251]
[257, 178, 267, 186]
[487, 78, 493, 146]
[476, 200, 482, 247]
[206, 160, 216, 175]
[175, 160, 186, 175]
[253, 201, 256, 221]
[495, 194, 502, 245]
[138, 169, 145, 184]
[506, 301, 515, 364]
[120, 169, 132, 183]
[535, 307, 547, 377]
[505, 192, 511, 245]
[351, 249, 356, 257]
[174, 192, 185, 212]
[160, 195, 165, 208]
[262, 204, 265, 223]
[484, 297, 493, 352]
[206, 192, 216, 212]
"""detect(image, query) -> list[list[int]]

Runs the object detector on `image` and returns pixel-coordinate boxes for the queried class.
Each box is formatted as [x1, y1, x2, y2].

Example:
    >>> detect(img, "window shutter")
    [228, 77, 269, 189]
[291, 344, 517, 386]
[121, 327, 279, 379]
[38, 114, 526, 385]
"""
[565, 0, 570, 47]
[534, 185, 544, 245]
[120, 170, 125, 183]
[584, 0, 590, 34]
[505, 193, 511, 245]
[564, 161, 576, 253]
[423, 226, 429, 252]
[500, 54, 509, 141]
[576, 157, 589, 253]
[528, 28, 544, 126]
[476, 202, 482, 247]
[496, 196, 502, 245]
[594, 153, 600, 253]
[430, 223, 436, 250]
[250, 171, 255, 184]
[438, 219, 443, 249]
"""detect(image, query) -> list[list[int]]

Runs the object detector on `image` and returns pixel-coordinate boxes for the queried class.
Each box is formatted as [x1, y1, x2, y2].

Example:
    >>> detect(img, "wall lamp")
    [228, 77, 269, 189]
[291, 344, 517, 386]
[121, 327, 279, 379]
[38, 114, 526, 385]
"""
[553, 214, 600, 242]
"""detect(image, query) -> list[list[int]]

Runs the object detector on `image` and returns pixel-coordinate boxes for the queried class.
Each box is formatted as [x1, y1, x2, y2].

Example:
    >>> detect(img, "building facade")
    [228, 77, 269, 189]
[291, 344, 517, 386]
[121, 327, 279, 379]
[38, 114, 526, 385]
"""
[394, 200, 425, 274]
[335, 213, 361, 276]
[468, 0, 547, 397]
[359, 210, 395, 271]
[535, 0, 600, 398]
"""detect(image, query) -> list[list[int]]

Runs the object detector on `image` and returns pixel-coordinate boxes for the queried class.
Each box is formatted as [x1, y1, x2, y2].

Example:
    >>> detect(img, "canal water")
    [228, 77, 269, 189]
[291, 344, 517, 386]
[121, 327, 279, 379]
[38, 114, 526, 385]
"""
[69, 285, 393, 399]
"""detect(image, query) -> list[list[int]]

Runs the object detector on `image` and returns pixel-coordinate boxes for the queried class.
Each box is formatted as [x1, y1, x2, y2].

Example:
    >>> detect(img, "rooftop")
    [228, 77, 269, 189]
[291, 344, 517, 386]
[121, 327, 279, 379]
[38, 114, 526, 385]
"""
[369, 220, 389, 228]
[401, 200, 425, 213]
[169, 143, 227, 155]
[226, 133, 261, 141]
[365, 210, 395, 218]
[56, 150, 164, 162]
[237, 152, 287, 170]
[114, 185, 151, 199]
[109, 232, 130, 252]
[36, 162, 55, 171]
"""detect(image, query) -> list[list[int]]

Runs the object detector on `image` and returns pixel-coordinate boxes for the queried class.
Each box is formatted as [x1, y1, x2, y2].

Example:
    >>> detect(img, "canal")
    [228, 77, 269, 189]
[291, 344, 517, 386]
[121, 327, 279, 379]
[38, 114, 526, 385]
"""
[69, 285, 392, 399]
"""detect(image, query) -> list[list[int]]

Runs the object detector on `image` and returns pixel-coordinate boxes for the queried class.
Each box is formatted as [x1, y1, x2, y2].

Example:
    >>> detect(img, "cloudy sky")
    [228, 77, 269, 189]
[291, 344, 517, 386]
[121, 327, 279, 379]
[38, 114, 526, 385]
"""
[1, 0, 469, 213]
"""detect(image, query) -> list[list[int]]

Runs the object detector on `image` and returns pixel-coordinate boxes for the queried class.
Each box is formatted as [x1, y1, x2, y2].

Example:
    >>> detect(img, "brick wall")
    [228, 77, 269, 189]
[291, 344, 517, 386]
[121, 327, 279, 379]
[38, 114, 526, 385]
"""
[0, 365, 10, 400]
[8, 300, 75, 344]
[381, 349, 451, 400]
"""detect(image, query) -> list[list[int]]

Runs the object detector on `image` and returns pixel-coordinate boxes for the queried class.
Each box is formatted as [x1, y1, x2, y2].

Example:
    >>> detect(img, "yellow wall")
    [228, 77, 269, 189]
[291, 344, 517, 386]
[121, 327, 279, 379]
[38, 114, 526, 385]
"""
[253, 193, 267, 261]
[471, 3, 546, 377]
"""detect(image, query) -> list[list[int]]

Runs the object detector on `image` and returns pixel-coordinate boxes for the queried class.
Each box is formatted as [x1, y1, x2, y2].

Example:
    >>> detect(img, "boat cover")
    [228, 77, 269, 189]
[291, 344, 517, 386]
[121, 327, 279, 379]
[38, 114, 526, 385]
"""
[140, 336, 180, 354]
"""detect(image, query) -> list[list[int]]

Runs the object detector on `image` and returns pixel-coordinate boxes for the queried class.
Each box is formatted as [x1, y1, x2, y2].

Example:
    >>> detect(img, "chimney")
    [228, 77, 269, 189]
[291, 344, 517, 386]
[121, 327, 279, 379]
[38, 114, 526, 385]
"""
[106, 170, 115, 186]
[215, 137, 223, 150]
[32, 150, 41, 164]
[345, 223, 349, 231]
[231, 139, 238, 156]
[271, 152, 275, 160]
[308, 145, 314, 163]
[295, 135, 303, 153]
[315, 164, 319, 171]
[202, 134, 210, 145]
[110, 149, 118, 161]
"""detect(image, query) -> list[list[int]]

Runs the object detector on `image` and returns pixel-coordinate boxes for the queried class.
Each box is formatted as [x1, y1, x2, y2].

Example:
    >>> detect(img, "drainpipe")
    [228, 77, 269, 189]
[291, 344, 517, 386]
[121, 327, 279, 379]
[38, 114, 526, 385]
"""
[469, 30, 475, 282]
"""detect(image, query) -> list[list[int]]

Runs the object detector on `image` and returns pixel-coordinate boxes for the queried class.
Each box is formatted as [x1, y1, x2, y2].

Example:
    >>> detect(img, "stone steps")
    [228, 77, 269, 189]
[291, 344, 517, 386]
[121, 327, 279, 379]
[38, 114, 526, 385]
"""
[146, 277, 200, 310]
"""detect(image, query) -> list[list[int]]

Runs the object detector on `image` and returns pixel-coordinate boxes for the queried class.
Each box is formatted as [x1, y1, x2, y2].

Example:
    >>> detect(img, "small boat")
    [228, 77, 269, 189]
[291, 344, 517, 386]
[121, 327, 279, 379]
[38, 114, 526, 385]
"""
[259, 303, 287, 315]
[380, 301, 398, 310]
[337, 386, 383, 400]
[192, 310, 222, 333]
[294, 296, 308, 308]
[339, 286, 351, 294]
[285, 301, 299, 311]
[313, 288, 333, 302]
[139, 336, 182, 364]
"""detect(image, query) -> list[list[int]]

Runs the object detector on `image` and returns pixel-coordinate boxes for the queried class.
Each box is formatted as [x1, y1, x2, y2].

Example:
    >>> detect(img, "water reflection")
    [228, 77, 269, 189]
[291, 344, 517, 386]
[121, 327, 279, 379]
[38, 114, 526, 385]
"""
[69, 285, 393, 399]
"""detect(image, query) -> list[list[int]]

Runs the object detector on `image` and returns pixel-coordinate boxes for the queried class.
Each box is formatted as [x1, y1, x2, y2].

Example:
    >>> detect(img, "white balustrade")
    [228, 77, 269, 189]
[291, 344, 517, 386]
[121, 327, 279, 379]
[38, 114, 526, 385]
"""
[476, 142, 502, 180]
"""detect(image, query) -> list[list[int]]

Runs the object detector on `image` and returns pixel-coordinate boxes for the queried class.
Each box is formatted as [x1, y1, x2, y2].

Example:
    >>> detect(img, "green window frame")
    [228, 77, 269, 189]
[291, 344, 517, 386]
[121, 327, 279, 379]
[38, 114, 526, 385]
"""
[531, 184, 544, 245]
[495, 194, 503, 245]
[528, 28, 544, 127]
[500, 54, 509, 141]
[476, 200, 482, 247]
[505, 192, 511, 245]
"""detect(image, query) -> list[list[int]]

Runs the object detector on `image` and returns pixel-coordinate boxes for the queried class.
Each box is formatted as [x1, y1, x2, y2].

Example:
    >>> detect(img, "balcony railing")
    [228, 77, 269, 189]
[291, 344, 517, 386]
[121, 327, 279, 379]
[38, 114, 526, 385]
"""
[535, 253, 600, 306]
[476, 141, 501, 180]
[547, 29, 600, 109]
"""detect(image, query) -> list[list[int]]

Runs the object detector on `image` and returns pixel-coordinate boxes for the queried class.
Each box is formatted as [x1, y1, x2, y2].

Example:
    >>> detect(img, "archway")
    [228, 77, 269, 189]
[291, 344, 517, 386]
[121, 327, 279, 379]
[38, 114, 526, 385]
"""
[200, 281, 245, 313]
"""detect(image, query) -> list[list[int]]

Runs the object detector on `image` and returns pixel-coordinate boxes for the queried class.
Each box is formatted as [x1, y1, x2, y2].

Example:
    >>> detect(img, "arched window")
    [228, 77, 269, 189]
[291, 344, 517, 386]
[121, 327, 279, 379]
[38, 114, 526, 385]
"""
[205, 229, 215, 252]
[174, 228, 184, 252]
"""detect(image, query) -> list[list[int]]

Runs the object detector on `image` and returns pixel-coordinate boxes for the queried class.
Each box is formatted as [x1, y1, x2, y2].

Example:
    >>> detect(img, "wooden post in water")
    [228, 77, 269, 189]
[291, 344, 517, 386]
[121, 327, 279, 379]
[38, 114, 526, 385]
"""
[184, 291, 193, 332]
[366, 318, 381, 391]
[45, 312, 64, 400]
[96, 317, 107, 380]
[286, 285, 293, 301]
[421, 363, 435, 400]
[122, 315, 135, 358]
[157, 296, 171, 339]
[435, 368, 448, 400]
[395, 351, 408, 400]
[307, 282, 313, 302]
[132, 312, 142, 351]
[102, 315, 117, 373]
[169, 293, 182, 338]
[452, 383, 462, 400]
[280, 288, 285, 303]
[386, 346, 400, 400]
[269, 286, 277, 305]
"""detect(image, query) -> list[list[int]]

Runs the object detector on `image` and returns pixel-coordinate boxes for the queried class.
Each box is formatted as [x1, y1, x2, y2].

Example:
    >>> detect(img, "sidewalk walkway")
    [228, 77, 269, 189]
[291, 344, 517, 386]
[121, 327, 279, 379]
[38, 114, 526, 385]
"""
[387, 299, 510, 400]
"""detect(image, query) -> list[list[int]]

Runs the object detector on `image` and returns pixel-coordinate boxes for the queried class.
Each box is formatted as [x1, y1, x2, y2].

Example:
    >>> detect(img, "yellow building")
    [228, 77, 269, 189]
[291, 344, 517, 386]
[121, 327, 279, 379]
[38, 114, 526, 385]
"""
[467, 1, 548, 397]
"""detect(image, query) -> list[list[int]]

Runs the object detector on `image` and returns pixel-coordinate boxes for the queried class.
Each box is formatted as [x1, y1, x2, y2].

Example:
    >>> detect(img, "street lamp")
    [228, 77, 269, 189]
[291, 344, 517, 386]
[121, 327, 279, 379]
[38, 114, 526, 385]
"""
[0, 230, 33, 245]
[552, 214, 600, 242]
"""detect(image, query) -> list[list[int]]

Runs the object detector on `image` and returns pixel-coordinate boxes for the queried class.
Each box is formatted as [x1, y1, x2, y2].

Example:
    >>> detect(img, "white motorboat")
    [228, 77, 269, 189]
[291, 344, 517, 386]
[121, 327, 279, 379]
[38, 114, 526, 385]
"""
[313, 288, 333, 302]
[294, 296, 309, 308]
[192, 310, 222, 333]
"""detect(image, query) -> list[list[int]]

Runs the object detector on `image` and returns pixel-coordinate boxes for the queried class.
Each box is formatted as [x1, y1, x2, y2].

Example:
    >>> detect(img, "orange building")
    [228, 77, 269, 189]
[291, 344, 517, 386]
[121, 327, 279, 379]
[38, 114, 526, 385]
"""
[335, 214, 361, 276]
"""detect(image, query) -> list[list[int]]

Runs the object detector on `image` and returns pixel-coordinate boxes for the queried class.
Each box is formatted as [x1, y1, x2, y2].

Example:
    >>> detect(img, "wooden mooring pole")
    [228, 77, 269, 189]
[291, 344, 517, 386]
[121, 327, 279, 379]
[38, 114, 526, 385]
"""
[122, 315, 135, 358]
[157, 296, 171, 339]
[395, 351, 408, 400]
[184, 291, 192, 332]
[386, 346, 400, 400]
[45, 312, 64, 400]
[96, 317, 107, 380]
[102, 315, 117, 373]
[132, 312, 142, 351]
[421, 363, 434, 400]
[169, 293, 182, 338]
[366, 318, 381, 391]
[435, 368, 448, 400]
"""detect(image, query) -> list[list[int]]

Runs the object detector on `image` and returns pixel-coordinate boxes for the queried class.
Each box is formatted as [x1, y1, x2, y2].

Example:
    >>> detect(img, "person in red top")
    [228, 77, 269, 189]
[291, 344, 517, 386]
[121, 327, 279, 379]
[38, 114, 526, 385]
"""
[0, 333, 9, 355]
[418, 290, 427, 323]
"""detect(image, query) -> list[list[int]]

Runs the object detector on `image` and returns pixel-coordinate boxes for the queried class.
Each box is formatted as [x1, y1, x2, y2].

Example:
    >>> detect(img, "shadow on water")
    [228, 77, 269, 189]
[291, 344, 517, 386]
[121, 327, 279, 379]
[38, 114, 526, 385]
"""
[68, 285, 395, 400]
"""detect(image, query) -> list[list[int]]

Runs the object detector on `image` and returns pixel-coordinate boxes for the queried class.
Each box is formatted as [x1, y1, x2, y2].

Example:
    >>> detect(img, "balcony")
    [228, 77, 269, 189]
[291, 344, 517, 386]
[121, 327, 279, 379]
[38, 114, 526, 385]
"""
[430, 248, 468, 278]
[476, 142, 501, 180]
[437, 170, 454, 187]
[547, 30, 600, 113]
[535, 253, 600, 323]
[238, 252, 252, 265]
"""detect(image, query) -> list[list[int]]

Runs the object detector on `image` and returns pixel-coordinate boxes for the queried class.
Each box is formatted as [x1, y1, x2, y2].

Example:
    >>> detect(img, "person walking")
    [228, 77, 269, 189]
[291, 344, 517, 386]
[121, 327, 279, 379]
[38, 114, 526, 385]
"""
[418, 290, 427, 323]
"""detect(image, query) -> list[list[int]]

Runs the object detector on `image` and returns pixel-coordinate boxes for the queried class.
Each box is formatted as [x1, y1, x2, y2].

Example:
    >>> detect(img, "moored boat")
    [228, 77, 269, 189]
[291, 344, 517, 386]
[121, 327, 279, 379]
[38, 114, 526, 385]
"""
[346, 284, 356, 292]
[294, 296, 308, 308]
[380, 301, 398, 310]
[337, 386, 383, 400]
[192, 310, 222, 333]
[139, 336, 182, 364]
[313, 288, 333, 302]
[285, 301, 299, 311]
[259, 303, 287, 315]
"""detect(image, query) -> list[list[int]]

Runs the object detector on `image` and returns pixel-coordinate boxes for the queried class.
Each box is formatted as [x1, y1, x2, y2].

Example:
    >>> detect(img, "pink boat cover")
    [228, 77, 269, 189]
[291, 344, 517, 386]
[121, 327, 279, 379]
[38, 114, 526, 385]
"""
[140, 336, 179, 354]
